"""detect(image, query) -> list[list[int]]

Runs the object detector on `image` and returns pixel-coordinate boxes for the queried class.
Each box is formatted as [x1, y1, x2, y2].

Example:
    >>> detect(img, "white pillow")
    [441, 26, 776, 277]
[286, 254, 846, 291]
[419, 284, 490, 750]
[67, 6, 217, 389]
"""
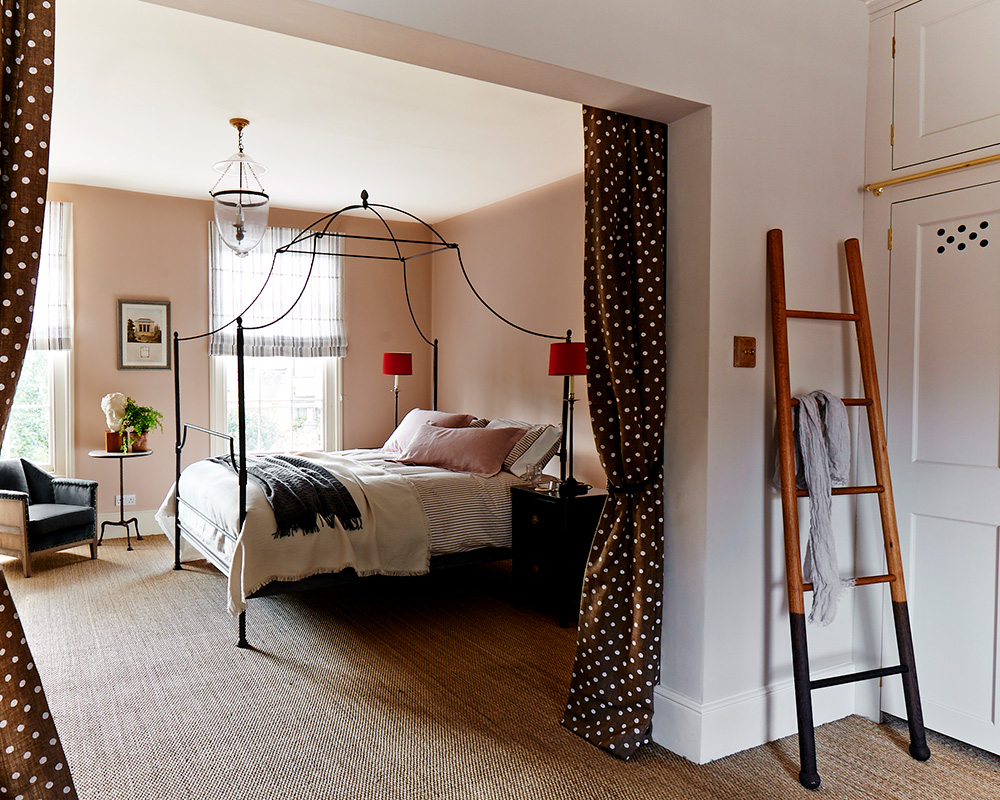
[508, 424, 562, 477]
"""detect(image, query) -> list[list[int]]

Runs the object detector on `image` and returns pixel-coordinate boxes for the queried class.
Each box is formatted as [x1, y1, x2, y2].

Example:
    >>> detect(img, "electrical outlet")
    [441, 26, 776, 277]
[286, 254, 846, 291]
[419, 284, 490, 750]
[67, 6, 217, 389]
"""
[115, 494, 136, 507]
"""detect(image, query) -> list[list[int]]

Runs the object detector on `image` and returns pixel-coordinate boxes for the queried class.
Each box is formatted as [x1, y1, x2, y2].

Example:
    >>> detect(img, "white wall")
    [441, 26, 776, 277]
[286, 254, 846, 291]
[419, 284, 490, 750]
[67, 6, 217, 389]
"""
[149, 0, 871, 761]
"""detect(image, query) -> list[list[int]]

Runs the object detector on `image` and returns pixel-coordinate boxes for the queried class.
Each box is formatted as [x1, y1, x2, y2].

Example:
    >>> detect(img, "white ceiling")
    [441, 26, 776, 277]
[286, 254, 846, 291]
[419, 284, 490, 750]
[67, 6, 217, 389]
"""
[49, 0, 584, 222]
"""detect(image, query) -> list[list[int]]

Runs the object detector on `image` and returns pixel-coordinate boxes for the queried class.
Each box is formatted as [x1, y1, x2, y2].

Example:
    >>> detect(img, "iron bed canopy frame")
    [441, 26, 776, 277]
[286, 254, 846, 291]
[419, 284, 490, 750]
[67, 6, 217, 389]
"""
[170, 190, 565, 648]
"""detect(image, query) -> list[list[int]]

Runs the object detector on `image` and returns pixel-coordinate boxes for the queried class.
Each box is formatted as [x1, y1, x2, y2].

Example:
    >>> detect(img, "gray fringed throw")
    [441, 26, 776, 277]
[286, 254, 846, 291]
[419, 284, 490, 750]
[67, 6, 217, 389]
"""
[211, 454, 363, 538]
[793, 390, 851, 625]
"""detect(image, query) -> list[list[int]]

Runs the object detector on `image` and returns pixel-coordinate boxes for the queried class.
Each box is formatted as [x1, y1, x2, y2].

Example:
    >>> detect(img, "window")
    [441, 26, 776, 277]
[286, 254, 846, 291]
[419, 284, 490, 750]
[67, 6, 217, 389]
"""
[0, 202, 73, 475]
[210, 355, 340, 454]
[208, 223, 344, 454]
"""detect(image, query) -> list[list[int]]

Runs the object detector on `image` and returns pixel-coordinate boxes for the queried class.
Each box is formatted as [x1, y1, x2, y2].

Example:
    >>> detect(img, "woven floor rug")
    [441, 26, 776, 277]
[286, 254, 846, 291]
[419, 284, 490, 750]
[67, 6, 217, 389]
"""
[3, 536, 999, 799]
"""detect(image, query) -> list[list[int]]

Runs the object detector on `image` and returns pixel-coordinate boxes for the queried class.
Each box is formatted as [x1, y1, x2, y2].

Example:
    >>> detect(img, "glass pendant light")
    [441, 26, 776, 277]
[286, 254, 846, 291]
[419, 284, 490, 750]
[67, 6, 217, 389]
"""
[211, 118, 269, 257]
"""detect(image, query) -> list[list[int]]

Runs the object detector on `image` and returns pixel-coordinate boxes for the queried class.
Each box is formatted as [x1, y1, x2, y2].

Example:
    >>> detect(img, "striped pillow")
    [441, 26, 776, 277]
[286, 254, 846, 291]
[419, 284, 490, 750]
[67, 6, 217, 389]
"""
[508, 424, 562, 477]
[486, 419, 532, 470]
[486, 419, 560, 473]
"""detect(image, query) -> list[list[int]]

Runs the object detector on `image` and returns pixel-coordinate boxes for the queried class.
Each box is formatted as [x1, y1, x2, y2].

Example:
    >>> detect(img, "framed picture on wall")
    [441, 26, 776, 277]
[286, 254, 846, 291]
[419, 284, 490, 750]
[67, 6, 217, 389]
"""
[117, 300, 171, 370]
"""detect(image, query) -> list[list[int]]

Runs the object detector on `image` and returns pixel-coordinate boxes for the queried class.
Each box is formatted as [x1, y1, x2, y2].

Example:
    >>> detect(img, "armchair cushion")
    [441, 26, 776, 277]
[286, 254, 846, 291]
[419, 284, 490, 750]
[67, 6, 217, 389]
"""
[21, 458, 55, 504]
[28, 504, 95, 536]
[27, 504, 96, 551]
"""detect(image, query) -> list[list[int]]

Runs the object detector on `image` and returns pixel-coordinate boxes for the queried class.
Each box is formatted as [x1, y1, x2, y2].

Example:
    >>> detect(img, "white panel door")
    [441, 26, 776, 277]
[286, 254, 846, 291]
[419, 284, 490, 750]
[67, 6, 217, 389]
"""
[882, 180, 1000, 754]
[893, 0, 1000, 168]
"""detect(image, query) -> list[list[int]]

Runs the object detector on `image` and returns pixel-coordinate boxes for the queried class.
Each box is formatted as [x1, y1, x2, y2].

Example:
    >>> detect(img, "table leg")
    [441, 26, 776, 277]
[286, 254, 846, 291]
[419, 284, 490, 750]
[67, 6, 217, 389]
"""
[98, 455, 142, 550]
[120, 457, 130, 550]
[124, 515, 140, 550]
[99, 518, 137, 550]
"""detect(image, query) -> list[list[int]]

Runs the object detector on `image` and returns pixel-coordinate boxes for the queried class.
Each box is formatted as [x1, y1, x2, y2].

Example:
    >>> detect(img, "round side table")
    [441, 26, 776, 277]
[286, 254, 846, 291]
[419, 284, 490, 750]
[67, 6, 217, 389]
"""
[87, 449, 154, 551]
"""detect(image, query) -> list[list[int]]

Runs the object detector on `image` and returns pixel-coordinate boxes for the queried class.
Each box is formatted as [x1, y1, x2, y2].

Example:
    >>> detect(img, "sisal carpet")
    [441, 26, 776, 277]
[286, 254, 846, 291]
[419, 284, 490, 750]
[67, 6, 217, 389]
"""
[3, 536, 999, 799]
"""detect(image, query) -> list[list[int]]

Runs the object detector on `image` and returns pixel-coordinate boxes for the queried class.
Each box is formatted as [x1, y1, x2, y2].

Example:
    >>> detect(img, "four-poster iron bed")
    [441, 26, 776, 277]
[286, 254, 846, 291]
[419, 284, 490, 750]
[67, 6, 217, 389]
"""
[163, 191, 572, 647]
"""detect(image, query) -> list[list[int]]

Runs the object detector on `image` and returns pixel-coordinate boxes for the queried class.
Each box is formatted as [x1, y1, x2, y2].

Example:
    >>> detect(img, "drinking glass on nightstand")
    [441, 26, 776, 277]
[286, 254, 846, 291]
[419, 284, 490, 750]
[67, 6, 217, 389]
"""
[520, 462, 543, 488]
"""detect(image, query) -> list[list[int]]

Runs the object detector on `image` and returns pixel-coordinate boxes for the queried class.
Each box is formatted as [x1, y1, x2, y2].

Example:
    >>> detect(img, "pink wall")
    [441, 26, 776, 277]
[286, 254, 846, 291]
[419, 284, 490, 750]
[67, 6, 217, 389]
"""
[48, 184, 432, 514]
[45, 176, 596, 513]
[331, 214, 434, 445]
[431, 174, 603, 487]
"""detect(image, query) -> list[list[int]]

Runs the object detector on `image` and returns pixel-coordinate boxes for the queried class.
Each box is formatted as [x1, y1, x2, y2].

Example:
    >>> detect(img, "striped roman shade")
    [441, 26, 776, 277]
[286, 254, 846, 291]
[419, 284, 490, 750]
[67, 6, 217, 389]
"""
[209, 223, 346, 358]
[28, 202, 72, 352]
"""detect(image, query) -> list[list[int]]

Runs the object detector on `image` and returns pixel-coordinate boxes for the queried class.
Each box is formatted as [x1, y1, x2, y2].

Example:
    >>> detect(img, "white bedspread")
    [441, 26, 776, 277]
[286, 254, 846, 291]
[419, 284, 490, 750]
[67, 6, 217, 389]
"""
[156, 449, 524, 615]
[157, 450, 431, 614]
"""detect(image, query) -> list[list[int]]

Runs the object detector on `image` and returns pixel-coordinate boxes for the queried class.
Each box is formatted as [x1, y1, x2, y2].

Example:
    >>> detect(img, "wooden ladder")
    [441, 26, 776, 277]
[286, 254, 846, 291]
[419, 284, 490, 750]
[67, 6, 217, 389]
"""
[768, 229, 930, 790]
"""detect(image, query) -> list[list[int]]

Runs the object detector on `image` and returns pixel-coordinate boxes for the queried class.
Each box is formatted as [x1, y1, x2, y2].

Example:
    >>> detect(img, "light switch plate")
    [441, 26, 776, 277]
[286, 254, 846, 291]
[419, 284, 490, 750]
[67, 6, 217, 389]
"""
[733, 336, 756, 368]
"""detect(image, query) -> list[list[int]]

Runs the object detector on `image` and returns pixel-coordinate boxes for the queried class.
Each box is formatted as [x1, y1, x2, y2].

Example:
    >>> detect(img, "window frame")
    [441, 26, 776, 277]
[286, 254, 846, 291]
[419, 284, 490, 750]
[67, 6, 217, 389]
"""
[50, 349, 73, 476]
[1, 201, 74, 476]
[208, 355, 343, 457]
[1, 349, 73, 476]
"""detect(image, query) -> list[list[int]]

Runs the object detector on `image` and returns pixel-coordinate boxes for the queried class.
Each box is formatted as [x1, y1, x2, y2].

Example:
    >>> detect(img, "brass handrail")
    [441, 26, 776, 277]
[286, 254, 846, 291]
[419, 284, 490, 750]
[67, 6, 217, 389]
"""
[866, 151, 1000, 195]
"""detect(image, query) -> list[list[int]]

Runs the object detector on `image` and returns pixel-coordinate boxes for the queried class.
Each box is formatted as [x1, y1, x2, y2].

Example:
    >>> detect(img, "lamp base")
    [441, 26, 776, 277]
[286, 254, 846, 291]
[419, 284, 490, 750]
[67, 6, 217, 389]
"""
[557, 476, 590, 497]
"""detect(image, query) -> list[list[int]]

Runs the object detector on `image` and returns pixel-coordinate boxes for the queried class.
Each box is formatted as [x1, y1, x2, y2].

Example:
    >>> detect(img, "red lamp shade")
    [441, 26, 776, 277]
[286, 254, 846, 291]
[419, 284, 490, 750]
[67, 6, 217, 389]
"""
[382, 352, 413, 376]
[548, 341, 587, 376]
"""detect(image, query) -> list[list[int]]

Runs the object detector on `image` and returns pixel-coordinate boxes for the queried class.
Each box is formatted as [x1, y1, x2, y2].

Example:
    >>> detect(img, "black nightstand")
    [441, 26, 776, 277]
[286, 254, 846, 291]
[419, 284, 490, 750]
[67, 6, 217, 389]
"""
[511, 485, 607, 627]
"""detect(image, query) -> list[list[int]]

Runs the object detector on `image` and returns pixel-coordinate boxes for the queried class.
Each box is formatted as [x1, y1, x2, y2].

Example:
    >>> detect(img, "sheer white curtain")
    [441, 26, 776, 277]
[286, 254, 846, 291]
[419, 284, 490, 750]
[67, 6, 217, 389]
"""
[29, 201, 71, 351]
[209, 224, 346, 357]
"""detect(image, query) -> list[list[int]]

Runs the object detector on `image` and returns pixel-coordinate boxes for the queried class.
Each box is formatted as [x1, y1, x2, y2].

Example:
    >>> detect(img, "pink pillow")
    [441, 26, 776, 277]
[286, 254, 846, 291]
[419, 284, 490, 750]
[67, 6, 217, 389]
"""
[382, 409, 475, 454]
[395, 424, 526, 477]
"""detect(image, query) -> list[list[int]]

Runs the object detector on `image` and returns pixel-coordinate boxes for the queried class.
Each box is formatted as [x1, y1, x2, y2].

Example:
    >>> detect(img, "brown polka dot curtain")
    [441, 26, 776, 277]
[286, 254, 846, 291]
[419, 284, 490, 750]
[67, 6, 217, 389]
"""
[0, 0, 54, 443]
[0, 572, 77, 798]
[562, 107, 666, 759]
[0, 3, 74, 799]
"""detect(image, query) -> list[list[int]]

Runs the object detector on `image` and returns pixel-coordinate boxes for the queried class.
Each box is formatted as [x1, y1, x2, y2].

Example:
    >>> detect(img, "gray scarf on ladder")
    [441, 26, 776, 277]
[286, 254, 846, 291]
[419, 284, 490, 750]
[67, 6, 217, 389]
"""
[787, 390, 851, 625]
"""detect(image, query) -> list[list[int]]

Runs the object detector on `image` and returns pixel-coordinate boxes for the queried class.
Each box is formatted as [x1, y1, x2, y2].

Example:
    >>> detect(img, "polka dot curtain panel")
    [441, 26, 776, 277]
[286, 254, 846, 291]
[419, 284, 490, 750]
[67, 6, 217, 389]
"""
[0, 571, 77, 798]
[0, 3, 74, 798]
[562, 107, 666, 759]
[0, 0, 55, 444]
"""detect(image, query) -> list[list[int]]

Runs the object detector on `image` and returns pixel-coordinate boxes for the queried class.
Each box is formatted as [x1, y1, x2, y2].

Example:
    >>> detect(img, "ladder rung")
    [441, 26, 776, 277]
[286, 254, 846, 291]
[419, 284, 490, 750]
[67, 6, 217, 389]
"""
[786, 309, 860, 321]
[802, 573, 896, 592]
[810, 664, 907, 691]
[790, 397, 873, 407]
[796, 484, 884, 497]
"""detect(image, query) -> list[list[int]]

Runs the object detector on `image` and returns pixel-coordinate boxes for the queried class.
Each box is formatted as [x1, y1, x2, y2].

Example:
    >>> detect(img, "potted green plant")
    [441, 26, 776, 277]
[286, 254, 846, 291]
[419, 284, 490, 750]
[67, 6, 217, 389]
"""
[118, 396, 163, 452]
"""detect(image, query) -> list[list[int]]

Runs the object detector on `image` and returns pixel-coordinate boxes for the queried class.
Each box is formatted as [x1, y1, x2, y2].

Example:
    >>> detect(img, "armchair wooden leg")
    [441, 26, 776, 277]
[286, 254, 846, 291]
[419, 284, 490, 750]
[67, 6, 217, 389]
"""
[23, 550, 31, 579]
[90, 541, 98, 560]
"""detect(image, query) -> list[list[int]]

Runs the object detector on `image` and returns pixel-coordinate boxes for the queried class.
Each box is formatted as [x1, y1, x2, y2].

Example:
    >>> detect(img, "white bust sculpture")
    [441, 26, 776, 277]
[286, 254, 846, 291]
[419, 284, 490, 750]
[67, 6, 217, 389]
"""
[100, 392, 127, 432]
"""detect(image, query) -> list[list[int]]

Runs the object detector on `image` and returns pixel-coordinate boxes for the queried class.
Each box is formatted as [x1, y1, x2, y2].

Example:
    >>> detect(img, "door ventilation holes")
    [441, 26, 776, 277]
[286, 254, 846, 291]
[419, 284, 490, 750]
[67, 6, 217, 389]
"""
[936, 220, 990, 254]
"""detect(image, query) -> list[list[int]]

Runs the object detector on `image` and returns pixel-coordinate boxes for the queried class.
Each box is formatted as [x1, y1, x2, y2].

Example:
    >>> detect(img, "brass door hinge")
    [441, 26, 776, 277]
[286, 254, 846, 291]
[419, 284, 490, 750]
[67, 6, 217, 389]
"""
[890, 123, 894, 146]
[891, 36, 895, 59]
[888, 228, 893, 250]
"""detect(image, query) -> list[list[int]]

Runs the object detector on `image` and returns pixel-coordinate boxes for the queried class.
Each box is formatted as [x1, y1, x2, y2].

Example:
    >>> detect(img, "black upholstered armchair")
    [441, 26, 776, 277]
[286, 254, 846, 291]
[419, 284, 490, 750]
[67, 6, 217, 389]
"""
[0, 458, 98, 577]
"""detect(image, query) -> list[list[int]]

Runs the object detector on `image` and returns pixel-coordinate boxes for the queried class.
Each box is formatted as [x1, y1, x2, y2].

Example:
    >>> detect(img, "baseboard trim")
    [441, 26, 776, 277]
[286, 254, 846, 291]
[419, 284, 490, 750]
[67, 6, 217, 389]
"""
[96, 510, 160, 541]
[653, 663, 855, 763]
